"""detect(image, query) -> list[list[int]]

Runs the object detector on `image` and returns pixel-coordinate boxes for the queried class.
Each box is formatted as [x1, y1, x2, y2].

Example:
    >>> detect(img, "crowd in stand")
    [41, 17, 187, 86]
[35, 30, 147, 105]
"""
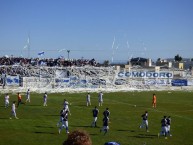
[0, 56, 98, 67]
[0, 56, 99, 79]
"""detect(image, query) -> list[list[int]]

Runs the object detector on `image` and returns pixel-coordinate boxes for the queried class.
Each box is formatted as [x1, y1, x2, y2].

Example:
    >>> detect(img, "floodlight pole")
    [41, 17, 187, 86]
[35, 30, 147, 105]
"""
[67, 50, 70, 59]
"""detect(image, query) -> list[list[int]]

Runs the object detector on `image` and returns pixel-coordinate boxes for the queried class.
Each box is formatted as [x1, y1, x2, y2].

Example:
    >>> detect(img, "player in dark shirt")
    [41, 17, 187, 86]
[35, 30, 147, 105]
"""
[103, 108, 110, 118]
[100, 116, 109, 135]
[158, 116, 168, 139]
[57, 108, 65, 127]
[139, 111, 149, 132]
[58, 110, 69, 134]
[91, 106, 99, 127]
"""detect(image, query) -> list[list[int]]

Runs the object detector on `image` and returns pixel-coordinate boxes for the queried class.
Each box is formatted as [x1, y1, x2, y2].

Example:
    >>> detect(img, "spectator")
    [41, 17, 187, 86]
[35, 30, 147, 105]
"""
[63, 129, 92, 145]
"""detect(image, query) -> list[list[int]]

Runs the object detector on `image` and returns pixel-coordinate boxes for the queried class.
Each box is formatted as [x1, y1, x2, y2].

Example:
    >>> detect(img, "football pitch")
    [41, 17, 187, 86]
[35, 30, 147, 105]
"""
[0, 91, 193, 145]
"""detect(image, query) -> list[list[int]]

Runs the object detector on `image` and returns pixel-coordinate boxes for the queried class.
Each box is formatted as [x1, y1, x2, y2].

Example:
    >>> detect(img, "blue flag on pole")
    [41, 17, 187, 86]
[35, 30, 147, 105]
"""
[38, 51, 44, 56]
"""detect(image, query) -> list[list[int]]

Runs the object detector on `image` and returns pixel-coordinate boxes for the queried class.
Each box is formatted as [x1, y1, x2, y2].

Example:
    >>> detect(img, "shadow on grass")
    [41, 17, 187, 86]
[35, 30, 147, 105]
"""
[129, 134, 157, 139]
[44, 114, 58, 116]
[25, 105, 41, 107]
[117, 129, 135, 132]
[90, 133, 98, 136]
[35, 125, 54, 128]
[91, 126, 100, 128]
[138, 134, 157, 137]
[34, 131, 55, 134]
[71, 125, 91, 128]
[74, 104, 87, 107]
[0, 117, 9, 119]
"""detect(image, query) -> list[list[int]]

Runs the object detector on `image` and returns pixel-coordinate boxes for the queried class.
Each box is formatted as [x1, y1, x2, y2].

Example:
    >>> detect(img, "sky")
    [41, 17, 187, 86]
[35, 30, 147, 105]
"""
[0, 0, 193, 62]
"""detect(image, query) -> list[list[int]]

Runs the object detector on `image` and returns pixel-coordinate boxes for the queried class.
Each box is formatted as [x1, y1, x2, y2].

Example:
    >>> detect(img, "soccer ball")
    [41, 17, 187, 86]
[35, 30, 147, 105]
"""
[134, 105, 136, 107]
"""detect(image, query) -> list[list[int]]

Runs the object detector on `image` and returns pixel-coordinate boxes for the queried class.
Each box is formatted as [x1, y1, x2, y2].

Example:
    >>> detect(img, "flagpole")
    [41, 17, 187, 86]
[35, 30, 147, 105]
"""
[28, 34, 30, 58]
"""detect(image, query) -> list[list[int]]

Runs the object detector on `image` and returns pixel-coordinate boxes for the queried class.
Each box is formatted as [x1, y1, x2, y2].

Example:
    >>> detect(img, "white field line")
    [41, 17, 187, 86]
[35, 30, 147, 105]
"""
[105, 99, 193, 121]
[152, 109, 193, 121]
[69, 98, 193, 121]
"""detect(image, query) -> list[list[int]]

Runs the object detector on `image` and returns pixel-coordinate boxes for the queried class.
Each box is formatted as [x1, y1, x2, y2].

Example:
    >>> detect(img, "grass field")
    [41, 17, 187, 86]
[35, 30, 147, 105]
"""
[0, 91, 193, 145]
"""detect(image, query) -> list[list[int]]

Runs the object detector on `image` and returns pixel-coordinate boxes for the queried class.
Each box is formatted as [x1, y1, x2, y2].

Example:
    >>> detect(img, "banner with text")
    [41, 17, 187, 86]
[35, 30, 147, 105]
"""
[117, 71, 173, 78]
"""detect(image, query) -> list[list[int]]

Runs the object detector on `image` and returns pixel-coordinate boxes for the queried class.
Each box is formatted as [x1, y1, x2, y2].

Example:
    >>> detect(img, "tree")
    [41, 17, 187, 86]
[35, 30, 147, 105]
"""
[189, 66, 192, 71]
[190, 58, 193, 71]
[157, 58, 161, 62]
[103, 60, 109, 67]
[174, 54, 182, 62]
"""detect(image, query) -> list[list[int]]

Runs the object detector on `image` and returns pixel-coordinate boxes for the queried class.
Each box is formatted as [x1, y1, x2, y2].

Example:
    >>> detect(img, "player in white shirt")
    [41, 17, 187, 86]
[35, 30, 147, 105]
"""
[10, 101, 19, 119]
[86, 93, 91, 106]
[4, 93, 10, 108]
[43, 92, 48, 106]
[166, 116, 172, 137]
[98, 92, 103, 106]
[25, 89, 30, 103]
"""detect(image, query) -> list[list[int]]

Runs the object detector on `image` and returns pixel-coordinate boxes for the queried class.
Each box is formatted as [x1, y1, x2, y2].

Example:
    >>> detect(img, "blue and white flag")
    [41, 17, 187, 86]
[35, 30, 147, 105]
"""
[38, 51, 45, 56]
[23, 45, 28, 50]
[59, 55, 64, 59]
[23, 36, 30, 50]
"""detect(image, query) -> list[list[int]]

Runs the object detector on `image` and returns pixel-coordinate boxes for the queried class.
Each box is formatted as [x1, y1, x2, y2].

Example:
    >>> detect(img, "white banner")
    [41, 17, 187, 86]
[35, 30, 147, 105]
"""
[188, 79, 193, 86]
[55, 70, 67, 78]
[145, 79, 171, 86]
[22, 77, 52, 88]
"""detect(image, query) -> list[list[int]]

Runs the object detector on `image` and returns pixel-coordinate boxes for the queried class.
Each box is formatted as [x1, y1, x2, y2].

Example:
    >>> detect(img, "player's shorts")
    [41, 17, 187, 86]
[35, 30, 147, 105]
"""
[94, 117, 97, 122]
[62, 121, 68, 128]
[11, 110, 16, 116]
[161, 126, 168, 133]
[99, 100, 103, 102]
[167, 125, 170, 131]
[142, 120, 148, 127]
[103, 126, 109, 130]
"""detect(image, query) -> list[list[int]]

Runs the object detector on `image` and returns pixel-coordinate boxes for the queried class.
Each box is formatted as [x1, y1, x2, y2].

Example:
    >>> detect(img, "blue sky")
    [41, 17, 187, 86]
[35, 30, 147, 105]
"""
[0, 0, 193, 62]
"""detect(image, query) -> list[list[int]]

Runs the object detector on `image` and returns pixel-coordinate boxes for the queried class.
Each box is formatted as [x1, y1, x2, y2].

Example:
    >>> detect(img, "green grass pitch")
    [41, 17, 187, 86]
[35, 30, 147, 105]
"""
[0, 91, 193, 145]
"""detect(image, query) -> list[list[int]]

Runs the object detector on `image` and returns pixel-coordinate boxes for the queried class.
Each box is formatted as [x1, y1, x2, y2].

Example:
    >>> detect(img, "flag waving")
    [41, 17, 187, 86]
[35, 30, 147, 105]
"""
[38, 51, 45, 56]
[23, 36, 30, 50]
